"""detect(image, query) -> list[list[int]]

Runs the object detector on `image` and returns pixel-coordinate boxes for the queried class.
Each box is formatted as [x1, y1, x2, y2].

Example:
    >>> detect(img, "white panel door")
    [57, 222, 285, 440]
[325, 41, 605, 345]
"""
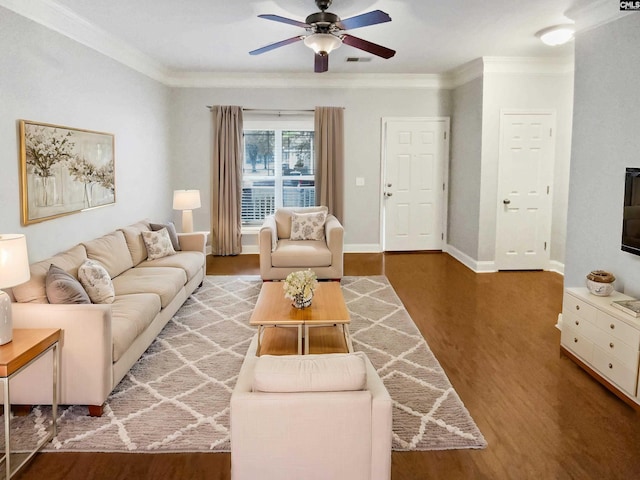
[495, 112, 555, 270]
[383, 119, 447, 251]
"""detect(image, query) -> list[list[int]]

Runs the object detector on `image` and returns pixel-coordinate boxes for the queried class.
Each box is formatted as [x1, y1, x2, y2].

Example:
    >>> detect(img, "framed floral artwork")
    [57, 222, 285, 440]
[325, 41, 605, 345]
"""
[19, 120, 115, 225]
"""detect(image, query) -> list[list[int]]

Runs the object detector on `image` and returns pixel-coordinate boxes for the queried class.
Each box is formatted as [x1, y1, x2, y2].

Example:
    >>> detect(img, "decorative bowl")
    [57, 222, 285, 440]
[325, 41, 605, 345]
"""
[585, 270, 616, 296]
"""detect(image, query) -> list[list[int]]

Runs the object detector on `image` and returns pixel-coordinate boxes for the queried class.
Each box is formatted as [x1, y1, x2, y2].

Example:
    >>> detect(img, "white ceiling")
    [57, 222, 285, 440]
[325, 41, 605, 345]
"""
[48, 0, 583, 75]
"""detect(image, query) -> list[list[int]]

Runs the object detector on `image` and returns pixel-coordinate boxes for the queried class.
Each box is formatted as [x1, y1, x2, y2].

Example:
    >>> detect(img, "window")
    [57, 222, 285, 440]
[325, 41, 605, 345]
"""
[242, 120, 315, 225]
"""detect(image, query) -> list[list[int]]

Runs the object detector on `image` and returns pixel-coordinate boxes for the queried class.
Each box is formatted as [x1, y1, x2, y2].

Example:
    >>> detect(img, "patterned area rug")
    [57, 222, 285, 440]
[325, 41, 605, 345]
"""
[11, 276, 486, 452]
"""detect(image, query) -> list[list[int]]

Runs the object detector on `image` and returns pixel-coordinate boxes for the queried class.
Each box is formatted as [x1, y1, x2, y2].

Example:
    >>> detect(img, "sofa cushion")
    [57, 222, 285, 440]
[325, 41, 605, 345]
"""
[137, 251, 205, 281]
[271, 240, 332, 268]
[110, 293, 161, 363]
[45, 264, 91, 304]
[78, 260, 115, 304]
[290, 211, 327, 241]
[275, 206, 328, 239]
[112, 267, 186, 309]
[83, 231, 134, 278]
[119, 220, 151, 266]
[142, 229, 176, 260]
[252, 352, 367, 393]
[12, 245, 88, 304]
[150, 221, 181, 251]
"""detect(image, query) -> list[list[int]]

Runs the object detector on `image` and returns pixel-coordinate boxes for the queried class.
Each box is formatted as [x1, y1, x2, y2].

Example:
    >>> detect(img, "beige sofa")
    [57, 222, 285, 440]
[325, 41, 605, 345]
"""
[259, 206, 344, 280]
[8, 220, 206, 416]
[231, 336, 392, 480]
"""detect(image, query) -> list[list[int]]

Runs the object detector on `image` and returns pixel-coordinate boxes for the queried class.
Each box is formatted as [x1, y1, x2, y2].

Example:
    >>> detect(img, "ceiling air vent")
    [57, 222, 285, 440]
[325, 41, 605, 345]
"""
[346, 57, 372, 62]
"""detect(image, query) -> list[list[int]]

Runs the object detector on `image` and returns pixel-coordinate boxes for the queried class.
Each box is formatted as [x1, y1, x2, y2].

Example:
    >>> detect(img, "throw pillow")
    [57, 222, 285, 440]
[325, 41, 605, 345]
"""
[150, 221, 181, 251]
[45, 264, 91, 304]
[142, 228, 176, 260]
[290, 211, 327, 241]
[78, 259, 115, 304]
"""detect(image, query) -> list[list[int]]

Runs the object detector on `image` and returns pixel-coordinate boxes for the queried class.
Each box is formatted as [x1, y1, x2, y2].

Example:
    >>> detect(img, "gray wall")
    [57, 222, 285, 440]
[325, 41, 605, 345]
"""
[448, 77, 483, 259]
[169, 87, 451, 250]
[0, 8, 171, 261]
[566, 14, 640, 295]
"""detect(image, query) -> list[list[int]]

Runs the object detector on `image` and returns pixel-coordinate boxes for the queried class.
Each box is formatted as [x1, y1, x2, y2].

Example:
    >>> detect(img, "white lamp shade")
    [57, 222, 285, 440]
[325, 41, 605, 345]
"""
[304, 34, 342, 54]
[0, 234, 30, 289]
[173, 190, 201, 210]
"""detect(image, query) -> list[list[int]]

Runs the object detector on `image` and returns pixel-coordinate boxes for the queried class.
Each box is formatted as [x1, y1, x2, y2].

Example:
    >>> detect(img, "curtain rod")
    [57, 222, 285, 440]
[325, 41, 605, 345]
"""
[206, 107, 315, 115]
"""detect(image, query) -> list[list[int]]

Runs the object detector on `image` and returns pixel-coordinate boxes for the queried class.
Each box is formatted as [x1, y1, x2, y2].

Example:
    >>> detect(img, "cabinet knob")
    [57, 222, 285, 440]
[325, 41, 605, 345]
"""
[574, 338, 578, 343]
[610, 342, 614, 349]
[609, 363, 613, 369]
[575, 320, 580, 326]
[575, 305, 580, 310]
[610, 323, 615, 330]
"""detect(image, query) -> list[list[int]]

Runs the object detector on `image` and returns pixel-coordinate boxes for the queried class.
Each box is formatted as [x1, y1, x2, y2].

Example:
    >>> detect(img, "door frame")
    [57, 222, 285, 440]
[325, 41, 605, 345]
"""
[379, 117, 450, 252]
[495, 108, 556, 270]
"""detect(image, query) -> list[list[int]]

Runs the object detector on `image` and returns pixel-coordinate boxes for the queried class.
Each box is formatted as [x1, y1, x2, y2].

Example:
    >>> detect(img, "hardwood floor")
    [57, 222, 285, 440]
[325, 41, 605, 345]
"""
[17, 252, 640, 479]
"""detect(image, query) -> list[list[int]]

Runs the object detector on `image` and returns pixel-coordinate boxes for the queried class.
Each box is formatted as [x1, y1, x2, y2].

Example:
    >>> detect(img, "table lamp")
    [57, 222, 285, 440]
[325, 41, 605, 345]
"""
[173, 189, 201, 233]
[0, 234, 30, 345]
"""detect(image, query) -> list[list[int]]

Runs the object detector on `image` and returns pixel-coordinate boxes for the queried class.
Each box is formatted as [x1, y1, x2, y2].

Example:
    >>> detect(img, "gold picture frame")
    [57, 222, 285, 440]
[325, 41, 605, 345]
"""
[19, 120, 115, 225]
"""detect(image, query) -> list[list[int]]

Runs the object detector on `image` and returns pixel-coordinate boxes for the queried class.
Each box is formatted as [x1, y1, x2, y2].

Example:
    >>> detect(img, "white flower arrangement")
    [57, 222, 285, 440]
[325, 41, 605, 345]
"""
[283, 269, 318, 303]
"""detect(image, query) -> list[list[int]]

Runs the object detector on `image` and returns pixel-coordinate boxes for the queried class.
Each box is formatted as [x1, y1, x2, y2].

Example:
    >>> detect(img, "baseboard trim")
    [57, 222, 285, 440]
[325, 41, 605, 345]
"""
[444, 244, 496, 273]
[549, 260, 565, 275]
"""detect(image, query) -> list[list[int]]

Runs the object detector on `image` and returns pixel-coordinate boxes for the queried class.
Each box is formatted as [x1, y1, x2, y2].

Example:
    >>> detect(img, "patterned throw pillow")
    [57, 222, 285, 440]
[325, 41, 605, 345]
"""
[142, 228, 176, 260]
[290, 211, 327, 241]
[78, 259, 115, 304]
[45, 264, 91, 304]
[150, 221, 181, 251]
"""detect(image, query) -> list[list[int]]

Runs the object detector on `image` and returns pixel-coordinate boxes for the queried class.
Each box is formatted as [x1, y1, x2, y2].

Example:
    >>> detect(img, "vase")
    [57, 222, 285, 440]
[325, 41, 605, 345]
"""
[293, 292, 313, 309]
[35, 175, 58, 207]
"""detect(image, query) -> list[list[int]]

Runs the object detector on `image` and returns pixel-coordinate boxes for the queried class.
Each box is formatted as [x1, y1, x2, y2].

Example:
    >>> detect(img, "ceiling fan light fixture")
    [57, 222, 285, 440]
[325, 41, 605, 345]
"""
[537, 24, 575, 46]
[304, 33, 342, 55]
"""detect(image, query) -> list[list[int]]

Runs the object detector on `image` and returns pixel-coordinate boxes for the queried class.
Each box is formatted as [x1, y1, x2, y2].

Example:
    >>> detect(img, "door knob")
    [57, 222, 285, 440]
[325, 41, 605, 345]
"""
[503, 199, 511, 205]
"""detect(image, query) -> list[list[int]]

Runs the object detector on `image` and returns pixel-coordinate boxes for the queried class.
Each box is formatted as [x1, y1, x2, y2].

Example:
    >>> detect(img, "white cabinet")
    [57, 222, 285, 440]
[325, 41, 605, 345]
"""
[561, 288, 640, 404]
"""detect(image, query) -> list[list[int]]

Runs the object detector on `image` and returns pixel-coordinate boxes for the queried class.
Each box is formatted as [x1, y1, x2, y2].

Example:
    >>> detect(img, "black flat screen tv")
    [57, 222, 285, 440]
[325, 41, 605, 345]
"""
[622, 167, 640, 255]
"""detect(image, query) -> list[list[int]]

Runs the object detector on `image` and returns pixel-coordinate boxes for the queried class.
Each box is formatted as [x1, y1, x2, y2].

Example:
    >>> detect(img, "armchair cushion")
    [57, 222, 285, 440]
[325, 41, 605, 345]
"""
[270, 240, 331, 268]
[253, 353, 367, 393]
[290, 211, 327, 241]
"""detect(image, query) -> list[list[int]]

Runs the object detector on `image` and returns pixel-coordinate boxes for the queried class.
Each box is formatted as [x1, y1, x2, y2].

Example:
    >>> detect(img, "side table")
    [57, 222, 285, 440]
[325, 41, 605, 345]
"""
[0, 328, 61, 479]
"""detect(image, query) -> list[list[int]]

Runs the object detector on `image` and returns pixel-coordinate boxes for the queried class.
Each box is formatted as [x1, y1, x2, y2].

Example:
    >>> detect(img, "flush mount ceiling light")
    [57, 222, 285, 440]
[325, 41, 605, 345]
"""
[537, 24, 575, 46]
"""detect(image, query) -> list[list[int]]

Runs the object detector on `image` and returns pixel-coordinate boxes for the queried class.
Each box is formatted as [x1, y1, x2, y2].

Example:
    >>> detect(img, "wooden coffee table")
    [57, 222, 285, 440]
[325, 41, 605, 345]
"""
[249, 282, 353, 356]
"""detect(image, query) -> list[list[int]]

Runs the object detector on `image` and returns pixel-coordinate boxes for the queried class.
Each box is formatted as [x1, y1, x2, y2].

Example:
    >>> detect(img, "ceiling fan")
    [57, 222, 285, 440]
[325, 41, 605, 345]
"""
[249, 0, 396, 73]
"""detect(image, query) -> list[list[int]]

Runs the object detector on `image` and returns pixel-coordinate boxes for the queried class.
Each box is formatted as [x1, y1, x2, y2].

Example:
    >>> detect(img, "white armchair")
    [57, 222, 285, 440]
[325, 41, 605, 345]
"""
[259, 206, 344, 280]
[230, 336, 392, 480]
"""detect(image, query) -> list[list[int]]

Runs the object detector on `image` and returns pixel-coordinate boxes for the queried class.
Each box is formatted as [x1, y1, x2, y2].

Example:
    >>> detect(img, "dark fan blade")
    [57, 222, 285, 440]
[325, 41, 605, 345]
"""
[258, 14, 309, 28]
[337, 10, 391, 30]
[250, 36, 304, 55]
[341, 34, 395, 59]
[314, 53, 329, 73]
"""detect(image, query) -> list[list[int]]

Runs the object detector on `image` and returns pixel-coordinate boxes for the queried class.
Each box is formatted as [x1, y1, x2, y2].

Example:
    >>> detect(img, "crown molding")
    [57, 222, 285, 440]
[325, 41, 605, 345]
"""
[482, 56, 575, 75]
[163, 71, 447, 89]
[0, 0, 169, 83]
[566, 0, 632, 33]
[447, 56, 574, 88]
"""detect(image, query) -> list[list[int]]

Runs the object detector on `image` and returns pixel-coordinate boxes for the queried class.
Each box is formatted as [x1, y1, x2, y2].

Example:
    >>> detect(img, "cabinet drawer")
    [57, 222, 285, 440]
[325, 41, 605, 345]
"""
[592, 347, 638, 395]
[591, 331, 639, 368]
[561, 325, 594, 362]
[563, 293, 597, 323]
[594, 311, 640, 347]
[563, 310, 599, 338]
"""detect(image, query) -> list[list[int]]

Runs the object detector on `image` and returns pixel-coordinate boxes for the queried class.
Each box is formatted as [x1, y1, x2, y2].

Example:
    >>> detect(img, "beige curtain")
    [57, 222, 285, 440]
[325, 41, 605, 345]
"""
[314, 106, 344, 223]
[211, 105, 243, 256]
